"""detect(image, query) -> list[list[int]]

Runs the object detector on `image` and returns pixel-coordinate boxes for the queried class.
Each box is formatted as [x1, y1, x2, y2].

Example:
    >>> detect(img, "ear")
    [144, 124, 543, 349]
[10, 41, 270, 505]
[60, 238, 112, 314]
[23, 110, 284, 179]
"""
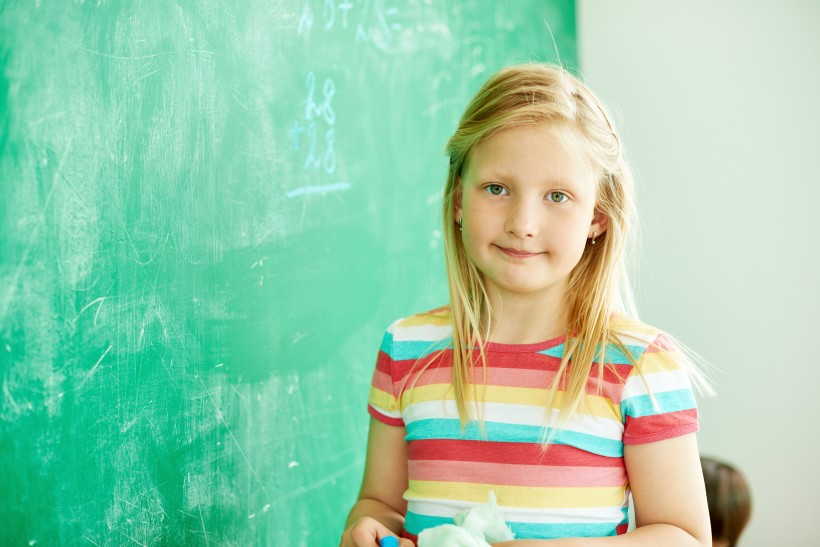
[454, 176, 463, 223]
[590, 208, 609, 238]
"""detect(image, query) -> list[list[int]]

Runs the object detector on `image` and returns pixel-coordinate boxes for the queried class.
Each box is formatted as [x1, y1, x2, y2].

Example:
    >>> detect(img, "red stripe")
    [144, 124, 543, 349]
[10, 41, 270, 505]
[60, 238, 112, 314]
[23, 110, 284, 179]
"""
[478, 351, 562, 370]
[406, 363, 630, 387]
[408, 439, 623, 467]
[371, 369, 394, 393]
[386, 352, 632, 399]
[394, 350, 557, 374]
[409, 459, 628, 487]
[388, 355, 449, 385]
[368, 405, 404, 427]
[623, 408, 698, 444]
[645, 333, 675, 353]
[375, 350, 399, 375]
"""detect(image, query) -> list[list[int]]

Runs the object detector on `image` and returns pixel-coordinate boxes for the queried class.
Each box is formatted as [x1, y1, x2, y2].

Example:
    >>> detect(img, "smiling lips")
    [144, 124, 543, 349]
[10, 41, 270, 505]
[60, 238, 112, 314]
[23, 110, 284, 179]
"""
[495, 245, 542, 258]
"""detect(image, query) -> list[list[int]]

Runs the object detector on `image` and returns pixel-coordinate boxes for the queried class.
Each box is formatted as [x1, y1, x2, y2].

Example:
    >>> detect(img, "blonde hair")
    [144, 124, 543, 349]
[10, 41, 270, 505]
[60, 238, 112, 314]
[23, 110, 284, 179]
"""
[442, 63, 642, 433]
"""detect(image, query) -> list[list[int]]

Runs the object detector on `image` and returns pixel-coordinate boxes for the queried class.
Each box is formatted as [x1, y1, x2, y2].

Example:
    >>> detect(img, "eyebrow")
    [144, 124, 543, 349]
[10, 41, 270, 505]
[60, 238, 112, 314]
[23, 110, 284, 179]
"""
[473, 168, 582, 189]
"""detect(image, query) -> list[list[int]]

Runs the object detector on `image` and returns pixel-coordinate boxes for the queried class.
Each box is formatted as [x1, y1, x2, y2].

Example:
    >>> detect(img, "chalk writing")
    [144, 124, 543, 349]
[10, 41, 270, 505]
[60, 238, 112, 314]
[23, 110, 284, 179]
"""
[304, 71, 335, 125]
[289, 71, 338, 175]
[286, 182, 351, 199]
[297, 0, 402, 49]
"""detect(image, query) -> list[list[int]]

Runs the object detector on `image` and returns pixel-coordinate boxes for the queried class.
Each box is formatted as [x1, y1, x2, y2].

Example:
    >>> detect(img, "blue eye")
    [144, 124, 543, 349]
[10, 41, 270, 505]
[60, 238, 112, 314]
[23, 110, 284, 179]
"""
[547, 191, 568, 203]
[485, 184, 507, 196]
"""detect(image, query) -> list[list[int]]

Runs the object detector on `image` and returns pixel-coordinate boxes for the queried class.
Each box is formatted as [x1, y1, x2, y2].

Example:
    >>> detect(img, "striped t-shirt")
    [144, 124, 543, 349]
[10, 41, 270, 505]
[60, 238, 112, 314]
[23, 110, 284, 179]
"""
[367, 307, 699, 541]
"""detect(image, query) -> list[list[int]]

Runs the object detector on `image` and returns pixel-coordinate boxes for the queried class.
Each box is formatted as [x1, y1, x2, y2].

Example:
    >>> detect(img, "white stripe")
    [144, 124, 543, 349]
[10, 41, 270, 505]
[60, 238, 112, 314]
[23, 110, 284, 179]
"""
[622, 368, 692, 399]
[370, 405, 402, 420]
[391, 323, 452, 342]
[403, 399, 460, 421]
[407, 499, 468, 517]
[501, 504, 626, 525]
[408, 499, 626, 524]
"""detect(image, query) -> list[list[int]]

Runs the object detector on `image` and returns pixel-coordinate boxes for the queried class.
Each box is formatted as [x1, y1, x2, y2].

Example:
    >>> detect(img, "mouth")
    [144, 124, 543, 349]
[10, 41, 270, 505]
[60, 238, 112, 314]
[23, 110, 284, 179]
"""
[494, 245, 542, 258]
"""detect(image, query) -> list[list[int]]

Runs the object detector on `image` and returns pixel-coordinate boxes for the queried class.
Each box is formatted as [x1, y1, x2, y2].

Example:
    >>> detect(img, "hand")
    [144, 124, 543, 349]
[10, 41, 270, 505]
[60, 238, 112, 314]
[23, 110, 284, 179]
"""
[339, 517, 415, 547]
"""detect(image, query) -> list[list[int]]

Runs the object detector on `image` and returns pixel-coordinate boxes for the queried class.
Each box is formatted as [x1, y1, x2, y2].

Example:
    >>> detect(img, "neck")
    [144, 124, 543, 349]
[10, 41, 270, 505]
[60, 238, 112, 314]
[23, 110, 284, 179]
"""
[485, 286, 569, 345]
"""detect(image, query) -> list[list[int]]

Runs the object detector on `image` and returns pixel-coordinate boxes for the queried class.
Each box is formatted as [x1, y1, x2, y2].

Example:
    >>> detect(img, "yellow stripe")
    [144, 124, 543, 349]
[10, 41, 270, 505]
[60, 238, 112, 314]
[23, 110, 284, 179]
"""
[368, 386, 399, 413]
[402, 384, 620, 419]
[638, 349, 685, 374]
[397, 310, 451, 328]
[407, 480, 625, 509]
[610, 316, 656, 336]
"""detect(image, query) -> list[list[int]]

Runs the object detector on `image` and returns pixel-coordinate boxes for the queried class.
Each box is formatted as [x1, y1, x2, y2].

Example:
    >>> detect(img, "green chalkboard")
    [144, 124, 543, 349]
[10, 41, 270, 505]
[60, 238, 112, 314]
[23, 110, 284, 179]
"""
[0, 1, 576, 544]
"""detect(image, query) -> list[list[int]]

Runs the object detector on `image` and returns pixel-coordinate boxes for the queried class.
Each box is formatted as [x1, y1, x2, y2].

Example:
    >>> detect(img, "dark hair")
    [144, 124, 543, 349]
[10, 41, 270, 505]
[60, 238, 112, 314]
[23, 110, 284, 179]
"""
[701, 456, 752, 546]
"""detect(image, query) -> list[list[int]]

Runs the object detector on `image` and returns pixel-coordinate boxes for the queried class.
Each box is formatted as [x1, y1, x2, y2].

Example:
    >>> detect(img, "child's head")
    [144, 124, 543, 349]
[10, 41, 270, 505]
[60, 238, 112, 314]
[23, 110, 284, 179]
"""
[701, 456, 752, 547]
[442, 63, 636, 325]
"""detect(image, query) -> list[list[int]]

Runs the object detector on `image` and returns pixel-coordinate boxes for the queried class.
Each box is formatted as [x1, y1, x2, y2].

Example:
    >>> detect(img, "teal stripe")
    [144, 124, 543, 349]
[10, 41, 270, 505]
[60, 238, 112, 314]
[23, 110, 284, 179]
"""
[509, 520, 620, 539]
[405, 419, 624, 458]
[406, 508, 628, 539]
[404, 512, 453, 535]
[509, 507, 628, 538]
[600, 343, 645, 365]
[538, 343, 566, 358]
[621, 388, 696, 418]
[385, 336, 644, 364]
[538, 343, 645, 365]
[381, 332, 451, 360]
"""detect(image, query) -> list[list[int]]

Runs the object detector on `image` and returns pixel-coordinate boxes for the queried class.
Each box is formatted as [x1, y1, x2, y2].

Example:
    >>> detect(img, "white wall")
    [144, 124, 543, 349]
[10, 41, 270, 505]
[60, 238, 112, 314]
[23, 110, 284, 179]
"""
[578, 1, 820, 545]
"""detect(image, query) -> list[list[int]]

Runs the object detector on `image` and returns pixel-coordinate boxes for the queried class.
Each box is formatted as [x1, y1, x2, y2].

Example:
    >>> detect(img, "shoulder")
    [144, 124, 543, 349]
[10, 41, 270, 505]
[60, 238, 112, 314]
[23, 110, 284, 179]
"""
[609, 314, 663, 347]
[381, 306, 453, 360]
[608, 314, 684, 371]
[385, 305, 452, 339]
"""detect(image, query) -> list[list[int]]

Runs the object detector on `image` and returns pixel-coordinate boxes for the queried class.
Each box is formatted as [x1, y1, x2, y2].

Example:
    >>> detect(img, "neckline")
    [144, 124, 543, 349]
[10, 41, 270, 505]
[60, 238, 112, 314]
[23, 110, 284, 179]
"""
[482, 333, 567, 353]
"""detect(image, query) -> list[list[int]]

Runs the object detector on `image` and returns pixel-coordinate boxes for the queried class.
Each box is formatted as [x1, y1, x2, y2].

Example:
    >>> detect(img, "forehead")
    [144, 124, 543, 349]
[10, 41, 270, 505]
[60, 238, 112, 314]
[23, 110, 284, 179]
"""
[467, 123, 595, 180]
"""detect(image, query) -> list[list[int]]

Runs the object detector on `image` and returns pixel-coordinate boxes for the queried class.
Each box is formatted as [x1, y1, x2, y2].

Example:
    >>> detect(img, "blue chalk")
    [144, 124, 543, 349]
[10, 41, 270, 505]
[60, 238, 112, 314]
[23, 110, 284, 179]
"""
[379, 536, 399, 547]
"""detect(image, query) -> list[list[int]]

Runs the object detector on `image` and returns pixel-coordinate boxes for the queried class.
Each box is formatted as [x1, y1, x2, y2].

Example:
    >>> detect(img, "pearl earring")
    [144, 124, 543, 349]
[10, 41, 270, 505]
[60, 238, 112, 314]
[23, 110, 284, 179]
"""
[591, 231, 597, 245]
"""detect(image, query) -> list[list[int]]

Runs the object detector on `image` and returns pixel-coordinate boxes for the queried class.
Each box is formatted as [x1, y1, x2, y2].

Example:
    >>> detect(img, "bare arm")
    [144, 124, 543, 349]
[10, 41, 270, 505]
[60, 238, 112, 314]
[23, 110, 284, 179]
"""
[340, 417, 413, 547]
[494, 434, 711, 546]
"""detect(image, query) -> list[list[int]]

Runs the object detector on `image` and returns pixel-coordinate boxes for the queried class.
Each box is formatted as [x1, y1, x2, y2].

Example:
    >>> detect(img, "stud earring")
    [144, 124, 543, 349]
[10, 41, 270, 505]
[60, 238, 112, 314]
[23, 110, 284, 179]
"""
[457, 218, 463, 231]
[591, 231, 597, 245]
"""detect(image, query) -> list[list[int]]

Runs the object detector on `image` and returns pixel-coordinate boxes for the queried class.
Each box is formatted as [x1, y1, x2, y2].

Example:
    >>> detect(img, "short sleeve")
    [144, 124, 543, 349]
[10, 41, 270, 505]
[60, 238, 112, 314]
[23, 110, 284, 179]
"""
[620, 333, 699, 445]
[367, 323, 404, 426]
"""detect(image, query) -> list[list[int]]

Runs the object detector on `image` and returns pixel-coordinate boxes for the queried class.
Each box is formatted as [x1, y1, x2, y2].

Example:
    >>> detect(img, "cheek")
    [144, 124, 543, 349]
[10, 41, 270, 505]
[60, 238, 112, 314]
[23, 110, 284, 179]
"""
[460, 222, 482, 256]
[460, 214, 494, 263]
[552, 217, 592, 256]
[461, 200, 488, 238]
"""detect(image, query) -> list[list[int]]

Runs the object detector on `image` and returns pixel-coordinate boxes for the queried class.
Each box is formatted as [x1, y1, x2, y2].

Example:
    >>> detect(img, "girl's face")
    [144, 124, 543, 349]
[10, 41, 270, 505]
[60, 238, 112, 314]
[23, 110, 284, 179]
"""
[456, 124, 607, 304]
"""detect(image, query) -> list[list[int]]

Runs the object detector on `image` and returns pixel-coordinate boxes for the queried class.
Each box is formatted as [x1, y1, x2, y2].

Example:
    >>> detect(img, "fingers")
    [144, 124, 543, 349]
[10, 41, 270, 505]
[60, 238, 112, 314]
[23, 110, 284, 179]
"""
[349, 523, 377, 545]
[374, 534, 414, 547]
[340, 517, 414, 547]
[376, 534, 413, 547]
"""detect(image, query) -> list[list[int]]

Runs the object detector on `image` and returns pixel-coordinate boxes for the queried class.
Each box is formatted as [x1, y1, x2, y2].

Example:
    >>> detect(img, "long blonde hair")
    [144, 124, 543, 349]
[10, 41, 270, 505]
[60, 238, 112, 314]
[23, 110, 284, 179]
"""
[442, 63, 642, 432]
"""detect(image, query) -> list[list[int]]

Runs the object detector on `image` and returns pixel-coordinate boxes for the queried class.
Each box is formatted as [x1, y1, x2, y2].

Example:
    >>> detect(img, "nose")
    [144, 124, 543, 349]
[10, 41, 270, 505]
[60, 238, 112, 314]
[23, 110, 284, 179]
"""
[505, 197, 541, 238]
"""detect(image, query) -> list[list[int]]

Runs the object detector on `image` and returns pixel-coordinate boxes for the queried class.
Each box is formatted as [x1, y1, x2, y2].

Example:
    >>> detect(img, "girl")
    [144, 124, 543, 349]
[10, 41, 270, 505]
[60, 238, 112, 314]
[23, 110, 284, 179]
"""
[340, 63, 712, 546]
